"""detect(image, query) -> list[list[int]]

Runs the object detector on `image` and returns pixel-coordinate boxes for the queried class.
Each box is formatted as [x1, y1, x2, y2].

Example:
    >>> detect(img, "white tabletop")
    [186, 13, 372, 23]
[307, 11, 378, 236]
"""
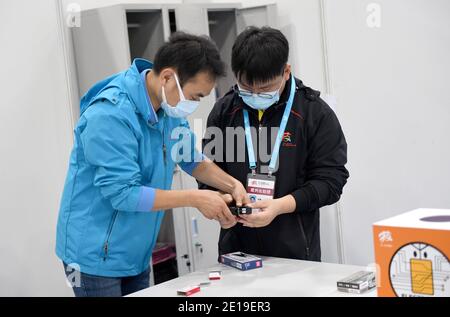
[129, 257, 377, 297]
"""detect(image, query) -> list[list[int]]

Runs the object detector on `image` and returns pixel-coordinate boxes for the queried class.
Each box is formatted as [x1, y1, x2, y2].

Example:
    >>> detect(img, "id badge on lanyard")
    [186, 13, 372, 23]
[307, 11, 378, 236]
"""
[243, 75, 296, 202]
[247, 173, 276, 203]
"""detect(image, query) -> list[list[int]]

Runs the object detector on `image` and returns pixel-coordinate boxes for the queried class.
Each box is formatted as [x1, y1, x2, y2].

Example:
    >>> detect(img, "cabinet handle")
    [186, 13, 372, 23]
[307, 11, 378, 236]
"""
[195, 242, 203, 254]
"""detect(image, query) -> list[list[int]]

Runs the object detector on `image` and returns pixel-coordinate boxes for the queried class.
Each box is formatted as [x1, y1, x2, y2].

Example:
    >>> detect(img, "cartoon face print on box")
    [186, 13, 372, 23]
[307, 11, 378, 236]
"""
[389, 242, 450, 297]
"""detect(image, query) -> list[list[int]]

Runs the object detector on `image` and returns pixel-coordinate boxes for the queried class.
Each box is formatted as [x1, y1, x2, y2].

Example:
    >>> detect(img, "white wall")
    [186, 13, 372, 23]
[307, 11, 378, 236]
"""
[0, 0, 74, 296]
[324, 0, 450, 265]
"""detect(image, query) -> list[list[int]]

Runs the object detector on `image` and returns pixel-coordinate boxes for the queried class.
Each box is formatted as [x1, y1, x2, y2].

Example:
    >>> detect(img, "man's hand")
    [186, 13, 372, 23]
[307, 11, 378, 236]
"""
[238, 195, 296, 228]
[218, 217, 238, 229]
[231, 180, 251, 207]
[217, 192, 238, 229]
[193, 160, 250, 207]
[192, 190, 236, 224]
[237, 199, 281, 228]
[218, 192, 233, 205]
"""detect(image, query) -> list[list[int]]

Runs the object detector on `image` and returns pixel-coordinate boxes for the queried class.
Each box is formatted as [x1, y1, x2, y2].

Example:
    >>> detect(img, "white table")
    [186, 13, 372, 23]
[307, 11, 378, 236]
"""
[129, 257, 377, 297]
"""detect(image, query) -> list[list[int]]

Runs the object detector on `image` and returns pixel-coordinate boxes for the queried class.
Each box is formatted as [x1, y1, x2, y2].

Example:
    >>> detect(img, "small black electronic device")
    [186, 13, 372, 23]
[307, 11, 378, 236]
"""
[229, 206, 253, 216]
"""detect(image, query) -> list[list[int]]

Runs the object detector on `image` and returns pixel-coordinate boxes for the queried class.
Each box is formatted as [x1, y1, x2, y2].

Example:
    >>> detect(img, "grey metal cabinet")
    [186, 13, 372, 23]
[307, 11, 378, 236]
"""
[72, 4, 172, 97]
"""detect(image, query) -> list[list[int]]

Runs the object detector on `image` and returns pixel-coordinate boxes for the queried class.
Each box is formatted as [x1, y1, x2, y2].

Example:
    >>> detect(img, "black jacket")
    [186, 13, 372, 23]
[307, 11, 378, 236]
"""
[200, 76, 349, 261]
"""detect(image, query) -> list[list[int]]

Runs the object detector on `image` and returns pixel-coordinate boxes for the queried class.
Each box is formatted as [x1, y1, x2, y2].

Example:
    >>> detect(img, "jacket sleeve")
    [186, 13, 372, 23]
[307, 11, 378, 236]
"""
[291, 107, 349, 213]
[80, 111, 156, 212]
[175, 119, 205, 176]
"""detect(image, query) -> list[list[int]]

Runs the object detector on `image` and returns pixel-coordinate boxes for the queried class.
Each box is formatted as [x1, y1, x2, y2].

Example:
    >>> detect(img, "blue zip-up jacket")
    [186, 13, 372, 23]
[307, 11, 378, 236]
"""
[56, 59, 203, 277]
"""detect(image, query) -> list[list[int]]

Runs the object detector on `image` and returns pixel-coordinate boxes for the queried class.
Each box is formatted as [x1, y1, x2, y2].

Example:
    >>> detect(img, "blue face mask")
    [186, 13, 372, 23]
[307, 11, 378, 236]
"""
[238, 80, 284, 111]
[161, 73, 200, 118]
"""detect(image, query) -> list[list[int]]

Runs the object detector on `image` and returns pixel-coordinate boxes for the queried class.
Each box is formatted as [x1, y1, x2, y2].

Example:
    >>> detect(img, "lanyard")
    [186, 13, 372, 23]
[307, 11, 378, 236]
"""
[243, 75, 296, 176]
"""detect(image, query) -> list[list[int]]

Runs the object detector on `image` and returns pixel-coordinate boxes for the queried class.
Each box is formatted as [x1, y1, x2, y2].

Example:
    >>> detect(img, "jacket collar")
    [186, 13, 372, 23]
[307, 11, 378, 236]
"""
[123, 58, 156, 124]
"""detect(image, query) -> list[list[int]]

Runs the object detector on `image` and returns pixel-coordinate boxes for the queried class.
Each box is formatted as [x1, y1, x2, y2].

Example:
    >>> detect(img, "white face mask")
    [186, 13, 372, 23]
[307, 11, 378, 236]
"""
[161, 73, 200, 118]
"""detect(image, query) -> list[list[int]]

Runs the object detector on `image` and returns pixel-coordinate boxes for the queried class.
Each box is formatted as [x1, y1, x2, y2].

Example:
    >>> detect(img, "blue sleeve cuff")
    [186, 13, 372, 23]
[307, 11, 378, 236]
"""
[136, 186, 156, 212]
[180, 152, 205, 176]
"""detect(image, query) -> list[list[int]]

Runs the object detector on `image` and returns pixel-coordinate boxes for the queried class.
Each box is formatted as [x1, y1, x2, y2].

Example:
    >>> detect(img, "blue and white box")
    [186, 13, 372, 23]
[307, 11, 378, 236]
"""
[220, 252, 263, 271]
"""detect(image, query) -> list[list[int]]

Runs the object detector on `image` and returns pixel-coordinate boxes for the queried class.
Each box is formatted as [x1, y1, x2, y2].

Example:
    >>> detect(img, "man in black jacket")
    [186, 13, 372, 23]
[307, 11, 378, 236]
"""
[201, 27, 349, 261]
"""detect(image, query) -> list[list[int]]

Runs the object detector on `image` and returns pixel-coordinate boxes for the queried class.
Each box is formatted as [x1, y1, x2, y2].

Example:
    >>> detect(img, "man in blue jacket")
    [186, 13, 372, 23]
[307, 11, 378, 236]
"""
[56, 32, 249, 297]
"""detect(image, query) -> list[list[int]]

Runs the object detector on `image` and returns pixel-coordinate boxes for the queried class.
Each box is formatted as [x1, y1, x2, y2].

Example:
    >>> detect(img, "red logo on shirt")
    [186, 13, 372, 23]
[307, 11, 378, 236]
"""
[282, 132, 296, 147]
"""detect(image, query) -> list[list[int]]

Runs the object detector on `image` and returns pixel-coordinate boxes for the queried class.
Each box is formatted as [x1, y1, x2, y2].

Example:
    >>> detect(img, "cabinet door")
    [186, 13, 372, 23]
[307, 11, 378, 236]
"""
[175, 5, 209, 35]
[72, 5, 131, 97]
[126, 9, 167, 61]
[171, 169, 195, 276]
[236, 4, 278, 32]
[179, 171, 222, 272]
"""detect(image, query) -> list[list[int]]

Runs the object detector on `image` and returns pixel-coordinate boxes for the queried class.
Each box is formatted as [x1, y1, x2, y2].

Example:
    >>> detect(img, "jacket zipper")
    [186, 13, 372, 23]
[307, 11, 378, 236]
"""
[296, 213, 310, 259]
[103, 210, 119, 261]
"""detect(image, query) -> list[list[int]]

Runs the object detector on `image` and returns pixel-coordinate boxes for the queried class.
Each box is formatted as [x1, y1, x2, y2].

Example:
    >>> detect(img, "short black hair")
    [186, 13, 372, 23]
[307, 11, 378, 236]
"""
[232, 26, 289, 85]
[153, 32, 226, 86]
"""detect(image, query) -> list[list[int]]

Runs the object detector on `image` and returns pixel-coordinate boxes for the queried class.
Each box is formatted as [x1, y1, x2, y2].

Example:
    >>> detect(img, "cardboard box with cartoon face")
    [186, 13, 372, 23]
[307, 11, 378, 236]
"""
[373, 208, 450, 297]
